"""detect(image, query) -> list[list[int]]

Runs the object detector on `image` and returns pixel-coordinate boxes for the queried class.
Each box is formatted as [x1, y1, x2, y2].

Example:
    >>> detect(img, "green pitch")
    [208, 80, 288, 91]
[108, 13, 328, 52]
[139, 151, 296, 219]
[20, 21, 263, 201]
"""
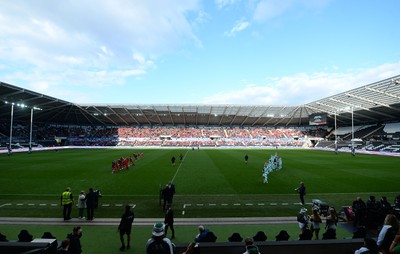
[0, 148, 399, 218]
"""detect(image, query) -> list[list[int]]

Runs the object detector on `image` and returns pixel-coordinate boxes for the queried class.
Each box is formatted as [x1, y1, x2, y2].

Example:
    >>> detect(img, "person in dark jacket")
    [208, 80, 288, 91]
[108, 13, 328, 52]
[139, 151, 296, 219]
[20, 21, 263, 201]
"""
[18, 230, 33, 242]
[164, 205, 175, 239]
[67, 226, 82, 254]
[295, 182, 306, 205]
[118, 205, 135, 251]
[85, 188, 96, 221]
[162, 185, 173, 211]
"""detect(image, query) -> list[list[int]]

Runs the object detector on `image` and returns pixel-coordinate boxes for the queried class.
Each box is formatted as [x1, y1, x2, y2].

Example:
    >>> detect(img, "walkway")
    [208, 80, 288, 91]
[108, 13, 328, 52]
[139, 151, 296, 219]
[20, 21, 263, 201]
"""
[0, 216, 296, 226]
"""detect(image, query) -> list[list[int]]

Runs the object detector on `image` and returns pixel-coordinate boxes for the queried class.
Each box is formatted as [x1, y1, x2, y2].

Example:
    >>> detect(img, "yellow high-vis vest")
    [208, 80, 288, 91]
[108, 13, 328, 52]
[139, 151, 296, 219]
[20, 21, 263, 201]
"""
[62, 191, 72, 205]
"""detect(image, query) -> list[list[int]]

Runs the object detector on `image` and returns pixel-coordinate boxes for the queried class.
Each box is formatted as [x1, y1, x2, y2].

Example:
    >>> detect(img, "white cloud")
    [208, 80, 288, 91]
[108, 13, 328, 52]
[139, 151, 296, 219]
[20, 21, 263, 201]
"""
[252, 0, 331, 22]
[0, 0, 201, 89]
[253, 0, 293, 22]
[224, 20, 250, 36]
[203, 61, 400, 105]
[215, 0, 240, 9]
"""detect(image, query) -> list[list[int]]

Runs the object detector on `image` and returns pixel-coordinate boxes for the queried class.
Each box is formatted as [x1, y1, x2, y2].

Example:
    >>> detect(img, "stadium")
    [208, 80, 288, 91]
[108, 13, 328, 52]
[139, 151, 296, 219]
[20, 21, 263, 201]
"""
[1, 75, 400, 253]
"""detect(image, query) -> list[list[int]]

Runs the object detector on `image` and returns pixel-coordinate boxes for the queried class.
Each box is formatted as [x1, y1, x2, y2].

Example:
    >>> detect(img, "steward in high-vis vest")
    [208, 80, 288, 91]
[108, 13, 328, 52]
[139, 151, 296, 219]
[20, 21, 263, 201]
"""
[61, 187, 74, 221]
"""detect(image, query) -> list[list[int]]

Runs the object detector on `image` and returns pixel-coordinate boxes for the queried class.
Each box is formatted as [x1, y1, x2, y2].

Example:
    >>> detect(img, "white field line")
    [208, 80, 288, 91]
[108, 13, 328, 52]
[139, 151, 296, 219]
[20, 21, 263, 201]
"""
[171, 149, 190, 183]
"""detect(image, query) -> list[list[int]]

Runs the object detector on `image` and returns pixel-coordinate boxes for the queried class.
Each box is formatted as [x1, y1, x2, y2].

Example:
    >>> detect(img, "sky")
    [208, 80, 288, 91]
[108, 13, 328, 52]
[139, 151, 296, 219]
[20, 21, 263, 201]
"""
[1, 0, 400, 106]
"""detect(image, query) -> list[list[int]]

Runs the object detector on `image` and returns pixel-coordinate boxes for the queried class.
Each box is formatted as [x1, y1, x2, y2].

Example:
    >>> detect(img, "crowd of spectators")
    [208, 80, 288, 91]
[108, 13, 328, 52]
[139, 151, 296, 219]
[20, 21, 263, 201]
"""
[1, 124, 312, 148]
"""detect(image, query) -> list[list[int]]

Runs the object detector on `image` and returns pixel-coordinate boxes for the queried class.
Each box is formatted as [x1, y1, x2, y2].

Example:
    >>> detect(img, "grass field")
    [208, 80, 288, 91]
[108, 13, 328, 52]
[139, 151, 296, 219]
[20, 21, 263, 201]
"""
[0, 148, 398, 253]
[0, 148, 399, 219]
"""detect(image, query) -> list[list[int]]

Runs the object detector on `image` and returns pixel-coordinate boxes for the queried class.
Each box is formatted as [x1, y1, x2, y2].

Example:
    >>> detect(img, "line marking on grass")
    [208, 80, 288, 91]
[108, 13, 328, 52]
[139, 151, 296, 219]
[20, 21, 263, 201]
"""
[196, 204, 204, 206]
[0, 203, 11, 208]
[39, 204, 47, 206]
[171, 149, 190, 183]
[270, 203, 277, 205]
[102, 204, 110, 207]
[182, 211, 185, 215]
[282, 203, 289, 205]
[245, 203, 253, 206]
[115, 204, 123, 207]
[234, 203, 241, 206]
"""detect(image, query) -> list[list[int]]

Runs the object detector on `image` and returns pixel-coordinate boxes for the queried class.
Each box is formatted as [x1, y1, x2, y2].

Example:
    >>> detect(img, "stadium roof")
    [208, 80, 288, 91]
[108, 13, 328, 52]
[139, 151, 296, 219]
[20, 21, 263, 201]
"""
[1, 75, 400, 127]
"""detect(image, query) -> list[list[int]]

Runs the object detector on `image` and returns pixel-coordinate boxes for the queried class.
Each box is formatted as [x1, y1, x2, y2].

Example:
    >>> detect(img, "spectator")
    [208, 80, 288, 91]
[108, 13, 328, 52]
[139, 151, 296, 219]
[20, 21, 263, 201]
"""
[390, 234, 400, 254]
[0, 233, 8, 242]
[325, 207, 338, 232]
[297, 207, 309, 232]
[352, 197, 366, 227]
[146, 222, 175, 254]
[366, 195, 380, 230]
[228, 232, 243, 242]
[85, 188, 96, 221]
[94, 189, 102, 208]
[299, 228, 313, 240]
[41, 231, 56, 239]
[18, 229, 33, 242]
[377, 214, 399, 254]
[118, 205, 135, 251]
[322, 207, 338, 240]
[322, 228, 336, 240]
[252, 231, 267, 242]
[275, 230, 290, 241]
[377, 196, 392, 224]
[67, 226, 83, 254]
[243, 237, 260, 254]
[352, 226, 367, 239]
[310, 206, 322, 240]
[57, 239, 70, 254]
[195, 225, 217, 242]
[164, 205, 175, 239]
[354, 238, 380, 254]
[77, 190, 86, 220]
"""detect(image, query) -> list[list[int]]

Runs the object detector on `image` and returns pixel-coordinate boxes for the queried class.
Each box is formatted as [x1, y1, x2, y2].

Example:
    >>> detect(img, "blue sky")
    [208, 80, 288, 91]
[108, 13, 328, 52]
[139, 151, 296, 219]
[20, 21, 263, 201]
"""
[1, 0, 400, 106]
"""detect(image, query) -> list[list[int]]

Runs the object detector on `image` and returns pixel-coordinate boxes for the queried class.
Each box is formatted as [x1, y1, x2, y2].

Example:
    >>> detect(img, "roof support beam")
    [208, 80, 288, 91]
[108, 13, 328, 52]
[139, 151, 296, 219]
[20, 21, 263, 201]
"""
[138, 107, 151, 125]
[123, 108, 140, 125]
[106, 106, 129, 125]
[167, 106, 175, 125]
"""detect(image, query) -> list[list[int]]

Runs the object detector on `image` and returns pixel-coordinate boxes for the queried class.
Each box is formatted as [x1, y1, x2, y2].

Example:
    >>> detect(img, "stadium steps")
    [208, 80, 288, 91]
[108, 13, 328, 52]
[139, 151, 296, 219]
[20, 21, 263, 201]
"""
[360, 125, 384, 139]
